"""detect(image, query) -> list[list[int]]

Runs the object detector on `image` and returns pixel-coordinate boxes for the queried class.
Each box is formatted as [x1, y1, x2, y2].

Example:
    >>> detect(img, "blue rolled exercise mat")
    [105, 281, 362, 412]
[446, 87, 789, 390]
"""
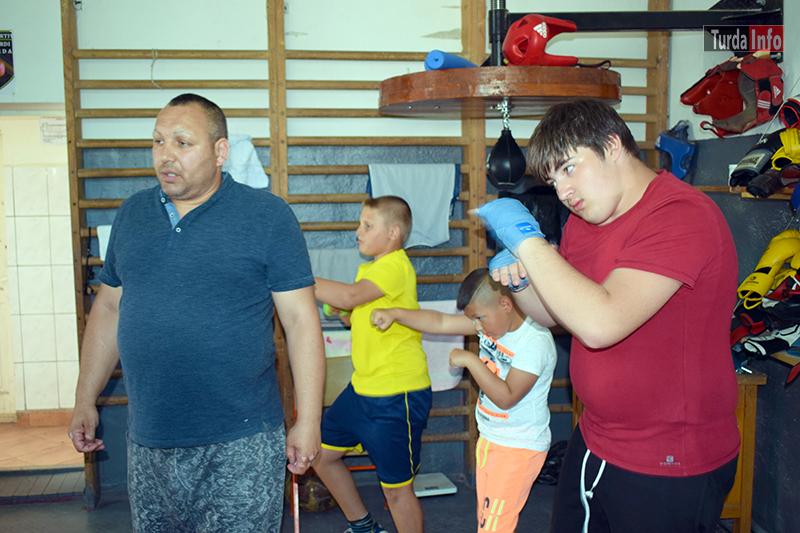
[424, 50, 478, 71]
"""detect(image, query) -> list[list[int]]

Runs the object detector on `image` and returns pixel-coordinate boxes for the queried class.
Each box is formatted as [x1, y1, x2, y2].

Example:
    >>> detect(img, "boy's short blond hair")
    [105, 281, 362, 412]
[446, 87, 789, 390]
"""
[456, 268, 513, 311]
[363, 196, 413, 245]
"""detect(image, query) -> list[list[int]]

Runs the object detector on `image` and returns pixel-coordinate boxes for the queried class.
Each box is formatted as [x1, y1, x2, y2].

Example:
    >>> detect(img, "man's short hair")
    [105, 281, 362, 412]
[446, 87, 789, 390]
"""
[526, 98, 640, 185]
[456, 268, 513, 311]
[363, 196, 413, 245]
[167, 93, 228, 143]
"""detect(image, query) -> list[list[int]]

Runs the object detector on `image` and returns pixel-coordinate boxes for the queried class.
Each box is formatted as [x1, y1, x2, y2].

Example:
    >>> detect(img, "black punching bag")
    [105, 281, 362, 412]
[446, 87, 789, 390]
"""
[487, 127, 526, 190]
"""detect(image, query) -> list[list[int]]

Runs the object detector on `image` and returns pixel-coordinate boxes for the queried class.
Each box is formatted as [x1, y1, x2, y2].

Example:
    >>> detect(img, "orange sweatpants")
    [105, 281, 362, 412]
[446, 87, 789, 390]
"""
[475, 436, 548, 533]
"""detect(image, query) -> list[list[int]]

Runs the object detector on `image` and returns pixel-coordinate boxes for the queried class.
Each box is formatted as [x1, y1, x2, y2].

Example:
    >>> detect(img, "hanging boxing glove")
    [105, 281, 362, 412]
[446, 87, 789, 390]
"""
[738, 229, 800, 309]
[771, 128, 800, 170]
[729, 128, 784, 186]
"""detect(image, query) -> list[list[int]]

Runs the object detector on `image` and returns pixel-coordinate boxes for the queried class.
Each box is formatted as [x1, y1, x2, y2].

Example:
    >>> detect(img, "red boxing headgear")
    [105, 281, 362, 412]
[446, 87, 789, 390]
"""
[680, 52, 784, 137]
[502, 14, 578, 67]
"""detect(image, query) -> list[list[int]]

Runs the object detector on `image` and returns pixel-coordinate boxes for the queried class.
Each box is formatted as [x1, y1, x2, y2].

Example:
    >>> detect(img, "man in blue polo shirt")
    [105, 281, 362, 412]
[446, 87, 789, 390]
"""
[68, 93, 325, 532]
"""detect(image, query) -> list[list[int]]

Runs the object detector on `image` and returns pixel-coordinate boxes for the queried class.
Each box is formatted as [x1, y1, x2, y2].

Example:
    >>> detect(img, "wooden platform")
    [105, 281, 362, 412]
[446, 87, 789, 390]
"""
[378, 65, 622, 119]
[0, 468, 84, 503]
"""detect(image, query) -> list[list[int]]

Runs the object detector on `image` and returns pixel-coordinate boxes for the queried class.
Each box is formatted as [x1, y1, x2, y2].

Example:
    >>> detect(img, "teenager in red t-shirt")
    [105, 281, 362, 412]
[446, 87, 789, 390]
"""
[477, 99, 740, 533]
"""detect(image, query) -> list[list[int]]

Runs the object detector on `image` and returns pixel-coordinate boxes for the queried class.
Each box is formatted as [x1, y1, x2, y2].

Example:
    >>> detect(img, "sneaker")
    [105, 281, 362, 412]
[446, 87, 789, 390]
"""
[343, 525, 386, 533]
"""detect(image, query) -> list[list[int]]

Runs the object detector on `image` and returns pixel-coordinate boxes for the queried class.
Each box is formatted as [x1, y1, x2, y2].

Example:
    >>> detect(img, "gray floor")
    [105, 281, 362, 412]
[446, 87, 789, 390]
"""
[0, 476, 740, 533]
[0, 476, 554, 533]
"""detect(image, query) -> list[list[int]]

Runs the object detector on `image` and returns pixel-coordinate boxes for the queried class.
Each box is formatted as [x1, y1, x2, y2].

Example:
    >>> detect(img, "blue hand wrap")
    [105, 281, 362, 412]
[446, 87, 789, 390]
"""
[488, 248, 519, 269]
[488, 249, 530, 293]
[478, 198, 544, 254]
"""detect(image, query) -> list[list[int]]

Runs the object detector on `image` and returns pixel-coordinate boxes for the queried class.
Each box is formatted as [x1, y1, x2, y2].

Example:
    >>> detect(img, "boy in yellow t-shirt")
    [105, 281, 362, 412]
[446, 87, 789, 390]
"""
[314, 196, 431, 533]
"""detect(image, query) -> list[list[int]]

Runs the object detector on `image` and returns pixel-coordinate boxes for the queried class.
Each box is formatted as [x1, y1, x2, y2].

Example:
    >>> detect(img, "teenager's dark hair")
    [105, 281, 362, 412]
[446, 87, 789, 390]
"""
[363, 195, 413, 245]
[167, 93, 228, 142]
[456, 268, 512, 311]
[526, 98, 640, 184]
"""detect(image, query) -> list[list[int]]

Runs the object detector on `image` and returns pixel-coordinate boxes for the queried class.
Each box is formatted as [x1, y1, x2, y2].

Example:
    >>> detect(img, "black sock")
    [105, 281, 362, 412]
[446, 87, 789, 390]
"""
[348, 511, 377, 533]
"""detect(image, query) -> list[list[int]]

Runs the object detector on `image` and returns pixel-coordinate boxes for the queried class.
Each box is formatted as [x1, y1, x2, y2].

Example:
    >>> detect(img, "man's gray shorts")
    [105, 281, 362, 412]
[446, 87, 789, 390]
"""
[127, 424, 286, 533]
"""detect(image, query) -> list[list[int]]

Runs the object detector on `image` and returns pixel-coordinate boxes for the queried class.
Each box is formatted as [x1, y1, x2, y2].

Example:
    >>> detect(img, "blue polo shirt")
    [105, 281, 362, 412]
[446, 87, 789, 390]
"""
[99, 174, 314, 447]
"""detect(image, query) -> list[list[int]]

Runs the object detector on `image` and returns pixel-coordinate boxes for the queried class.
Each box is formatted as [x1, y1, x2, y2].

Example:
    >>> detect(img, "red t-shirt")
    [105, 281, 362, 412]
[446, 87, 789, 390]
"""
[560, 171, 740, 476]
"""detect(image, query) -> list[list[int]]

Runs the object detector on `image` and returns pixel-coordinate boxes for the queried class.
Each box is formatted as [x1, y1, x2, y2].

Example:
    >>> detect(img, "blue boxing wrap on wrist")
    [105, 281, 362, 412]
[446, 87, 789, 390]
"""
[478, 198, 544, 254]
[488, 249, 530, 293]
[488, 248, 519, 270]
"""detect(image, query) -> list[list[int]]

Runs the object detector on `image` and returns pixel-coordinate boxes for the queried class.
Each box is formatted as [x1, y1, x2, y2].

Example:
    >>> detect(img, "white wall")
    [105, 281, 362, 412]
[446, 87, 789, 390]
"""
[1, 117, 75, 412]
[73, 0, 466, 140]
[0, 0, 78, 412]
[3, 0, 797, 137]
[0, 0, 66, 105]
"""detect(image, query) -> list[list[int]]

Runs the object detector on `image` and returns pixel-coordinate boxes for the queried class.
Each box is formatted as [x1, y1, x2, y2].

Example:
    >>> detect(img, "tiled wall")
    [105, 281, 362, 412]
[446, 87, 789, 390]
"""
[5, 165, 79, 411]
